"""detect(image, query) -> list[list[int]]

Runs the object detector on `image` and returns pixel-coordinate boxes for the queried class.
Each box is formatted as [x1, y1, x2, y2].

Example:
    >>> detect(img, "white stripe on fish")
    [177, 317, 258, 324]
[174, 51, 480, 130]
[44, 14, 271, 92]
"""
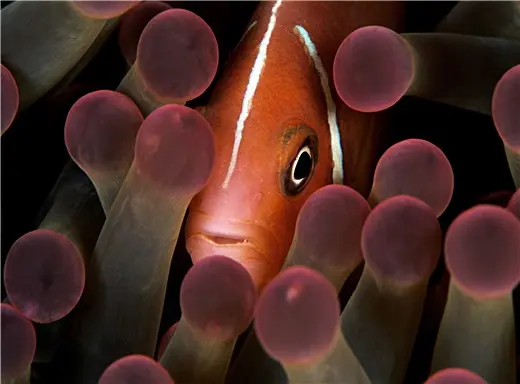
[222, 0, 284, 189]
[293, 25, 344, 185]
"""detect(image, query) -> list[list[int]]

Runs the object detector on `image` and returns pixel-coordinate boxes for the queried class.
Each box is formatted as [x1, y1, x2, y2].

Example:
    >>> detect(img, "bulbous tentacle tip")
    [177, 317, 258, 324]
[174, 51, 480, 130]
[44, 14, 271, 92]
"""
[295, 185, 370, 270]
[445, 205, 520, 299]
[65, 90, 144, 174]
[157, 322, 178, 360]
[426, 368, 488, 384]
[136, 9, 219, 103]
[99, 355, 174, 384]
[71, 1, 140, 20]
[507, 189, 520, 220]
[118, 1, 172, 66]
[1, 304, 36, 381]
[493, 65, 520, 152]
[333, 25, 414, 112]
[4, 229, 85, 324]
[372, 139, 454, 217]
[134, 104, 215, 194]
[181, 255, 256, 341]
[255, 266, 339, 364]
[362, 195, 442, 287]
[1, 64, 20, 135]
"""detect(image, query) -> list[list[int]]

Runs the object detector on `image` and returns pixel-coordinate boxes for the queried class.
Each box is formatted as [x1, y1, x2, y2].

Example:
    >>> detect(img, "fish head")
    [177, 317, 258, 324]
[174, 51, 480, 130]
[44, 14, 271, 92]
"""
[186, 114, 334, 290]
[186, 7, 341, 290]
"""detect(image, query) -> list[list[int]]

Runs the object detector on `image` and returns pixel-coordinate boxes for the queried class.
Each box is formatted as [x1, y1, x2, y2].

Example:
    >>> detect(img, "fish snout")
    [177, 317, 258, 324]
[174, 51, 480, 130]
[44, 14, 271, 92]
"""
[185, 210, 281, 290]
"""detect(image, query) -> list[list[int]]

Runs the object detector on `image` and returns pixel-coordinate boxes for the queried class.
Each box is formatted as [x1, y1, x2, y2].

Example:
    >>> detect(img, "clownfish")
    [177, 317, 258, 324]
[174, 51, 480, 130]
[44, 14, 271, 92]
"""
[186, 0, 404, 290]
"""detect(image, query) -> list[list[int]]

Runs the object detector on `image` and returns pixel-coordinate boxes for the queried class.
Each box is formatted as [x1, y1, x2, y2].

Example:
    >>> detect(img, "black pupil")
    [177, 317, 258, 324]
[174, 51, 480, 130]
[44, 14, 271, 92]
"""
[294, 150, 312, 181]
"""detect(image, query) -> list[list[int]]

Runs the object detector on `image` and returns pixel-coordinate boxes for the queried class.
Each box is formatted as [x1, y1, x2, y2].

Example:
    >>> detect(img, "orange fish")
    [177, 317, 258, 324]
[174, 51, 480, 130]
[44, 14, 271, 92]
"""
[186, 1, 404, 290]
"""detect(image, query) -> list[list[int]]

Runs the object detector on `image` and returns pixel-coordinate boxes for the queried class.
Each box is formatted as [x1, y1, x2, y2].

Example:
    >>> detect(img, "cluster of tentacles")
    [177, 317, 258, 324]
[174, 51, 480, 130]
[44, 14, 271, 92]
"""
[1, 1, 519, 384]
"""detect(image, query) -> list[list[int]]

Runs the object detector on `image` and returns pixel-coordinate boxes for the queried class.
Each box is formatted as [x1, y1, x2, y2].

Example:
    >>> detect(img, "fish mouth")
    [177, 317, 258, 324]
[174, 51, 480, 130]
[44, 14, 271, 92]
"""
[186, 232, 269, 289]
[185, 211, 282, 289]
[186, 232, 265, 260]
[200, 233, 252, 246]
[185, 210, 279, 256]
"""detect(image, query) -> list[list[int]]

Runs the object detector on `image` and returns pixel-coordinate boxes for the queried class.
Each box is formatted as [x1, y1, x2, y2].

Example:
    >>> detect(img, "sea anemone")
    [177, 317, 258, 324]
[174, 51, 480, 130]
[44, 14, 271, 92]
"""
[1, 2, 519, 384]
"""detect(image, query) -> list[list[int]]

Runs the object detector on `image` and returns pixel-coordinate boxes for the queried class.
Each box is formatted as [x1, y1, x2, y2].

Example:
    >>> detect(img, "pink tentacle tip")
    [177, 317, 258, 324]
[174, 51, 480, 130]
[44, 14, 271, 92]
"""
[477, 190, 514, 208]
[118, 1, 172, 66]
[295, 185, 370, 269]
[65, 90, 144, 174]
[255, 266, 339, 365]
[136, 9, 219, 103]
[4, 229, 85, 324]
[180, 256, 256, 341]
[333, 25, 414, 112]
[507, 189, 520, 220]
[99, 355, 174, 384]
[1, 304, 36, 381]
[492, 65, 520, 152]
[426, 368, 488, 384]
[1, 64, 19, 134]
[134, 104, 215, 193]
[71, 1, 140, 20]
[372, 139, 454, 217]
[361, 195, 442, 286]
[445, 205, 520, 299]
[157, 322, 178, 360]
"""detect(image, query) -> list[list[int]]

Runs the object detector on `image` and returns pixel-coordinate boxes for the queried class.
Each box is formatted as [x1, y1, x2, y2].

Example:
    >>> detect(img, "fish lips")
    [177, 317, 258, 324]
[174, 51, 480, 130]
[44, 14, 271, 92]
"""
[185, 214, 281, 290]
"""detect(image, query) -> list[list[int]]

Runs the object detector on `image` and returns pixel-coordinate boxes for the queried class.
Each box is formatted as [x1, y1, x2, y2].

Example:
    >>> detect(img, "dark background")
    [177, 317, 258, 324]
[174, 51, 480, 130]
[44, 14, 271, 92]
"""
[1, 2, 517, 383]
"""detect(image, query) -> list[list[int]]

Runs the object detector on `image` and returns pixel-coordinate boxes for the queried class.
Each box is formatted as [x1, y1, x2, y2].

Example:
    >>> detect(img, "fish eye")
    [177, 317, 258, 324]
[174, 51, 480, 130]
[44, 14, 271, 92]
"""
[283, 137, 318, 196]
